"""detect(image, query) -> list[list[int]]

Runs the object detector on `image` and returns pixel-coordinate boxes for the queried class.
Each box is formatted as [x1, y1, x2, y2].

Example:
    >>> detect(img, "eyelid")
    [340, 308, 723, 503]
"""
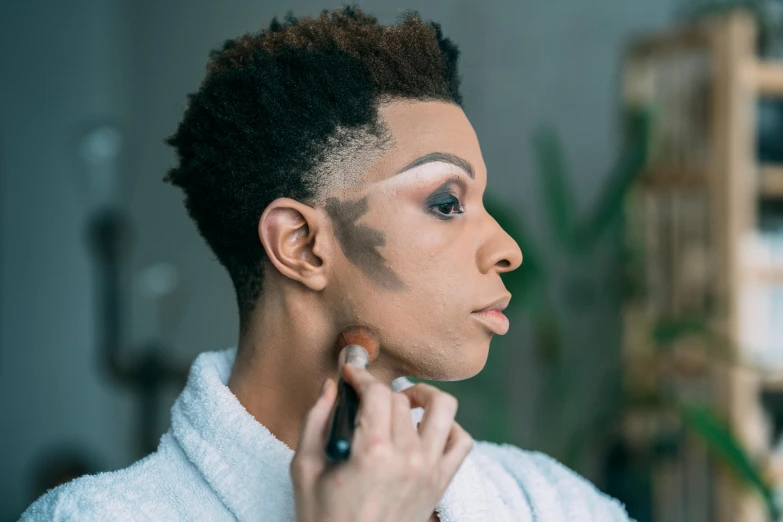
[426, 192, 461, 207]
[432, 176, 468, 195]
[426, 179, 465, 204]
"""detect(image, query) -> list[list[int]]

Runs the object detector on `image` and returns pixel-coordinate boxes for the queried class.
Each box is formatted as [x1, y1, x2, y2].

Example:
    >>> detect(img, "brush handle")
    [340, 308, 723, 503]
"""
[324, 376, 360, 461]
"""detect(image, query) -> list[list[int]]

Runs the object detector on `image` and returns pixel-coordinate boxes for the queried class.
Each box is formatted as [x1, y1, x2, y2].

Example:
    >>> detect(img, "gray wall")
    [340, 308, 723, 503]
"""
[1, 0, 677, 519]
[0, 1, 134, 518]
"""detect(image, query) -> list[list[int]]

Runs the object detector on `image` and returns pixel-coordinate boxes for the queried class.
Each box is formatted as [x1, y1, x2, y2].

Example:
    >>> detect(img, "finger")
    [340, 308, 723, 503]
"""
[439, 421, 474, 485]
[341, 364, 392, 448]
[399, 383, 458, 456]
[391, 391, 417, 449]
[295, 378, 337, 461]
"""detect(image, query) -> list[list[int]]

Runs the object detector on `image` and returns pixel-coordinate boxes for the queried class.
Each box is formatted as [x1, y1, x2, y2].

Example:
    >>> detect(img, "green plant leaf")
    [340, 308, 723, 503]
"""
[652, 315, 711, 347]
[574, 108, 651, 251]
[679, 402, 780, 520]
[650, 314, 739, 364]
[532, 128, 576, 255]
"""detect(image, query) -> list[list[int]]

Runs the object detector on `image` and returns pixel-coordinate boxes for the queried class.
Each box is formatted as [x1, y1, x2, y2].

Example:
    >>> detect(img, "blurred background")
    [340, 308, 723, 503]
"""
[7, 0, 783, 521]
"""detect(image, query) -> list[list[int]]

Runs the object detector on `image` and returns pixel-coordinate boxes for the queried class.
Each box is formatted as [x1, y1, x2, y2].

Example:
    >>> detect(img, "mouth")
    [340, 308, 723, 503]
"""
[471, 295, 511, 335]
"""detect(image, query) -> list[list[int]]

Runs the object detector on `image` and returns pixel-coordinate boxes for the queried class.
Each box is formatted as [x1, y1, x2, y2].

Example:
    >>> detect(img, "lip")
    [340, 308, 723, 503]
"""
[472, 295, 511, 314]
[471, 295, 511, 335]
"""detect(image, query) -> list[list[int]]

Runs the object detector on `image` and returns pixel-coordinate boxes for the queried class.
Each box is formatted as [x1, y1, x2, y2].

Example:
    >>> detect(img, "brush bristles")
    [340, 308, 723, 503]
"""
[336, 325, 380, 361]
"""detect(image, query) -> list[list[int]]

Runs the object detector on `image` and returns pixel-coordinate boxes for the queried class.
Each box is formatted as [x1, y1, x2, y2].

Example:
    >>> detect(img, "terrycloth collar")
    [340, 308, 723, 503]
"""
[169, 347, 504, 522]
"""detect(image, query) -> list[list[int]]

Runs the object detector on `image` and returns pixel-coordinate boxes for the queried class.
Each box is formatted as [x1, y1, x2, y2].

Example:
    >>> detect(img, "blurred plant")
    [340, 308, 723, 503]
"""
[681, 402, 779, 520]
[474, 108, 651, 455]
[646, 315, 780, 520]
[468, 106, 780, 520]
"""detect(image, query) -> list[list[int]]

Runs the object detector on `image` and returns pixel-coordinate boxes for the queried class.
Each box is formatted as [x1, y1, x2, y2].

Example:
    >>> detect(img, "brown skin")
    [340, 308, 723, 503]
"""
[227, 99, 523, 453]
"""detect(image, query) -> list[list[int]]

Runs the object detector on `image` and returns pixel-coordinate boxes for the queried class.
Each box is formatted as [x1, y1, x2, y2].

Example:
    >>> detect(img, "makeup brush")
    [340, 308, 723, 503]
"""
[324, 325, 380, 462]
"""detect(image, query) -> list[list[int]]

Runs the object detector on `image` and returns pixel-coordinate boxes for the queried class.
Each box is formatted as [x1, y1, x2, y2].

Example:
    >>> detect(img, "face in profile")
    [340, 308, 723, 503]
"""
[321, 100, 523, 381]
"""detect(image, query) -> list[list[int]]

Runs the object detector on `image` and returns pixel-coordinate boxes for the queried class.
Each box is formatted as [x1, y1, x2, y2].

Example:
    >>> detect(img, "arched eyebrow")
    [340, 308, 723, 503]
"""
[395, 152, 475, 180]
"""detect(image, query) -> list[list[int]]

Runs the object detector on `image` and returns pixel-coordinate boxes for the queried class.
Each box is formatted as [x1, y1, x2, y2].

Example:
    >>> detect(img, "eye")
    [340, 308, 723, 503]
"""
[428, 195, 465, 220]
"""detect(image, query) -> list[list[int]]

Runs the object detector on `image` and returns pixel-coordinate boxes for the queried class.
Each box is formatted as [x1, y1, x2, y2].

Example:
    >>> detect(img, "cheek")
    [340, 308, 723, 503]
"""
[347, 251, 486, 380]
[381, 211, 464, 273]
[378, 212, 474, 308]
[386, 245, 473, 326]
[361, 205, 476, 319]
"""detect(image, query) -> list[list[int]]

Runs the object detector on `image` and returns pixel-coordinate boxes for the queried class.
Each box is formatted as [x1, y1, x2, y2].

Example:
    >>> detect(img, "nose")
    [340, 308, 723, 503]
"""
[476, 212, 523, 275]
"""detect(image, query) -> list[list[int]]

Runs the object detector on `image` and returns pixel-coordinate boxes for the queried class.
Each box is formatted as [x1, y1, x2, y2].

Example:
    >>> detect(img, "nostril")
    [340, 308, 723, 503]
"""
[497, 259, 510, 268]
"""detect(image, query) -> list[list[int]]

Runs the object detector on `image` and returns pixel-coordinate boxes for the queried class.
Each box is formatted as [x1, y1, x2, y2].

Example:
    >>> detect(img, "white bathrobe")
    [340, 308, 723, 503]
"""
[20, 347, 632, 521]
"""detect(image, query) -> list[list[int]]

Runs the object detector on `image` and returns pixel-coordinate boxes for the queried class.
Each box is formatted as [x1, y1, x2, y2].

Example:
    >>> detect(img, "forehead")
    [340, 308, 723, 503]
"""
[363, 100, 484, 184]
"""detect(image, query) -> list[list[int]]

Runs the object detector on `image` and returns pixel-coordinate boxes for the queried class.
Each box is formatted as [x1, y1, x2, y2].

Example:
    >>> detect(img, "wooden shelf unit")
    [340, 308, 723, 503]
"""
[760, 165, 783, 198]
[754, 61, 783, 97]
[622, 11, 783, 522]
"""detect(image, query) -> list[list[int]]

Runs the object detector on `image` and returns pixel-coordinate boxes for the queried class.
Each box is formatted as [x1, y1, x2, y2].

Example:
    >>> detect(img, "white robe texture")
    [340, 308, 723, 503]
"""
[20, 347, 633, 521]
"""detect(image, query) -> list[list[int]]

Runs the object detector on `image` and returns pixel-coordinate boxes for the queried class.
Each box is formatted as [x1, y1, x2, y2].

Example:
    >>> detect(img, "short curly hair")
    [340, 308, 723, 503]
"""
[163, 5, 463, 327]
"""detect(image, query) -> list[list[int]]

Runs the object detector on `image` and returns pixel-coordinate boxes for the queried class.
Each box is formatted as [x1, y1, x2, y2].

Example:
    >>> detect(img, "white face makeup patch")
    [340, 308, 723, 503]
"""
[373, 158, 474, 192]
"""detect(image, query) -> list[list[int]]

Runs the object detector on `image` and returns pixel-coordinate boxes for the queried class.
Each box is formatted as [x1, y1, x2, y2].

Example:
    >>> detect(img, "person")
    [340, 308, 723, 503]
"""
[20, 6, 632, 521]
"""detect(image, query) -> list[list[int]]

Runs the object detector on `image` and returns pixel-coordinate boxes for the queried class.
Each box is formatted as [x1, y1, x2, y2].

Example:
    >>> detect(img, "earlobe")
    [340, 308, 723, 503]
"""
[258, 198, 328, 291]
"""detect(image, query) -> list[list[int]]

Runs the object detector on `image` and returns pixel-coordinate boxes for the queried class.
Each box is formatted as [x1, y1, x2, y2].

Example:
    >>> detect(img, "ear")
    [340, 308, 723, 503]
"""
[258, 198, 330, 291]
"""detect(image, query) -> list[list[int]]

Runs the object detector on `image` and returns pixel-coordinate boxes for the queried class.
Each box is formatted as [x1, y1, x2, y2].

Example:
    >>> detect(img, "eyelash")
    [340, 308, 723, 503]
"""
[428, 194, 465, 220]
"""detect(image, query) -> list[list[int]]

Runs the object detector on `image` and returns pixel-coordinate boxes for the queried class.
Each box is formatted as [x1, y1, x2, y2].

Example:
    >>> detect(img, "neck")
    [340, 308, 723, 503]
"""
[227, 282, 402, 450]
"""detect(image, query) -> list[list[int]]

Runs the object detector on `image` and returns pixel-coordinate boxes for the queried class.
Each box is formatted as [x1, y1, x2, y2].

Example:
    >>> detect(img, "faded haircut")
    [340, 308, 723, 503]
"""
[163, 5, 463, 327]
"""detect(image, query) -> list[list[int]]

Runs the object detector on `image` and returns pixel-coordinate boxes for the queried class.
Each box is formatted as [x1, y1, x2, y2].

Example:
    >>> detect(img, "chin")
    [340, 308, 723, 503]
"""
[432, 341, 490, 382]
[459, 353, 490, 380]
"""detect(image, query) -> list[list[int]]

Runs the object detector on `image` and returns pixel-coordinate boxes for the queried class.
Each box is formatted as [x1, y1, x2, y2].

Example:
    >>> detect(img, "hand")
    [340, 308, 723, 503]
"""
[290, 364, 473, 522]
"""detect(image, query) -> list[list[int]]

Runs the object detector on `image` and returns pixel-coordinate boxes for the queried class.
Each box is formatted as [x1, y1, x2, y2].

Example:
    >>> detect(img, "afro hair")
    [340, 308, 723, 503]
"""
[163, 5, 463, 327]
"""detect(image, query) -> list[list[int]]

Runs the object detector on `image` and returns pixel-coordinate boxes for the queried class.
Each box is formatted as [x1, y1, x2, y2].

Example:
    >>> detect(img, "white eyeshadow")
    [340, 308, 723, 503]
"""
[374, 161, 468, 189]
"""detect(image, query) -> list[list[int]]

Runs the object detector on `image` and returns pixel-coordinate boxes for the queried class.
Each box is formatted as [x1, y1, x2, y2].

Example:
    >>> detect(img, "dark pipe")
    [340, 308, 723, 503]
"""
[86, 207, 187, 457]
